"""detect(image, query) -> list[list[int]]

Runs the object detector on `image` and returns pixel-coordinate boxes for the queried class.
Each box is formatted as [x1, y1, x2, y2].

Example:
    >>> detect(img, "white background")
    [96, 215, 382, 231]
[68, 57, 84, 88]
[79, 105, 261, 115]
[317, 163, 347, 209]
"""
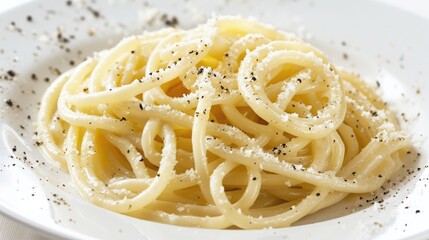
[0, 0, 428, 239]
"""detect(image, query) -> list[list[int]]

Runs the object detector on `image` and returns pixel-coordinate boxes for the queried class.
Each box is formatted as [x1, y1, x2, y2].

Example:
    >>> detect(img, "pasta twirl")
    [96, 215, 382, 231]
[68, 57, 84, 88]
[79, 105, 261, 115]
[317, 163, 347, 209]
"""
[37, 16, 408, 229]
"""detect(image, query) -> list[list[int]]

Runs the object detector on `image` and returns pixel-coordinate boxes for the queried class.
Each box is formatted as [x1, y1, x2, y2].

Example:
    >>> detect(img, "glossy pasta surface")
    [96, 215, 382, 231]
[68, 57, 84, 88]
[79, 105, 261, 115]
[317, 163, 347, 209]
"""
[37, 16, 407, 229]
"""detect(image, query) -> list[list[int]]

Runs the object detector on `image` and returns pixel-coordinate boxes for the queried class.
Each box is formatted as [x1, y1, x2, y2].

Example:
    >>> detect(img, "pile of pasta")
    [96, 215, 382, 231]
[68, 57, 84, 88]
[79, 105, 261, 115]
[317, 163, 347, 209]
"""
[37, 16, 407, 229]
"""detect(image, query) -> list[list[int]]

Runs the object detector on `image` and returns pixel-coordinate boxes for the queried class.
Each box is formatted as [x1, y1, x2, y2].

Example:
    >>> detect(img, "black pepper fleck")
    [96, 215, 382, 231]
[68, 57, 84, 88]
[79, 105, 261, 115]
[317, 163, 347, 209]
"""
[87, 7, 101, 18]
[7, 70, 16, 78]
[5, 99, 13, 107]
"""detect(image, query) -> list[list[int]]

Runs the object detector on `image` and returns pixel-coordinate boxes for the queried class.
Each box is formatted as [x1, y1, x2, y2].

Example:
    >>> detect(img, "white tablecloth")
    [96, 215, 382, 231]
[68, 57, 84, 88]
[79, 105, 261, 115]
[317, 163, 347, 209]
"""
[0, 0, 428, 239]
[0, 217, 56, 240]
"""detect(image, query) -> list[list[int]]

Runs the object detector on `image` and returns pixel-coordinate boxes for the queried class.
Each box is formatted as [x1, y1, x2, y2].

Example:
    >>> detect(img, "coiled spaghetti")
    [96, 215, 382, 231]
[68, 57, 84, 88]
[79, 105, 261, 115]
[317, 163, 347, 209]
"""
[37, 16, 407, 229]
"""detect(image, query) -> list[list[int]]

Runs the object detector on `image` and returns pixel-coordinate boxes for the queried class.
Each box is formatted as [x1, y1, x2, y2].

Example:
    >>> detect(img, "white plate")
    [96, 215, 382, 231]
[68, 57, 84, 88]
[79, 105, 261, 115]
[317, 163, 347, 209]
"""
[0, 0, 428, 239]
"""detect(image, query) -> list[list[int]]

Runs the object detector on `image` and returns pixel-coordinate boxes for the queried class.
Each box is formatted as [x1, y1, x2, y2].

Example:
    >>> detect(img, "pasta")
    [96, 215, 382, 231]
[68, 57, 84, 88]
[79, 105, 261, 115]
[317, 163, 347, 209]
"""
[37, 16, 408, 229]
